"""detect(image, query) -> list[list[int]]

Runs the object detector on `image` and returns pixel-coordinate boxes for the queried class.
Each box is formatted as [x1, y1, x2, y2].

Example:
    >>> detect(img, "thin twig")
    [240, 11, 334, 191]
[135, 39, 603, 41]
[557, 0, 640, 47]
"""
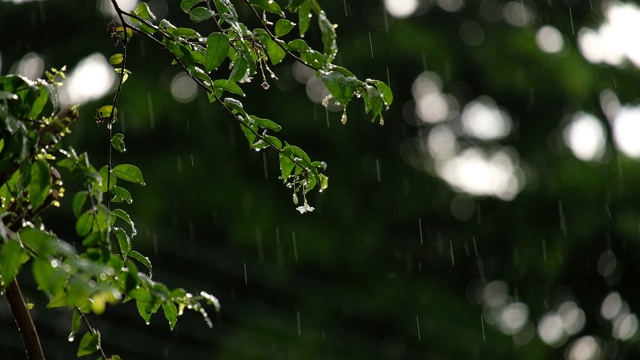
[76, 307, 109, 360]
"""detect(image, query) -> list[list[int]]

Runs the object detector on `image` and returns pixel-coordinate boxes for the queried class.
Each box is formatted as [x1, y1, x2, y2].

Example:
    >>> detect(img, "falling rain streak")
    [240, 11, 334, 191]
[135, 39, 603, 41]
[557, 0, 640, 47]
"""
[418, 218, 424, 245]
[243, 262, 247, 285]
[263, 152, 268, 179]
[147, 92, 155, 129]
[296, 311, 301, 336]
[376, 159, 381, 182]
[473, 237, 486, 283]
[569, 7, 575, 35]
[481, 315, 486, 342]
[449, 240, 455, 266]
[368, 32, 374, 58]
[292, 231, 298, 262]
[559, 201, 567, 236]
[416, 315, 421, 340]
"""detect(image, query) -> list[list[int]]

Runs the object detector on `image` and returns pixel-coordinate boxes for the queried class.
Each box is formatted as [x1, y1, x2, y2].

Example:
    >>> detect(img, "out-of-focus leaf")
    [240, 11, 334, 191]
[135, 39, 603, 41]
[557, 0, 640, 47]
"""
[77, 331, 100, 356]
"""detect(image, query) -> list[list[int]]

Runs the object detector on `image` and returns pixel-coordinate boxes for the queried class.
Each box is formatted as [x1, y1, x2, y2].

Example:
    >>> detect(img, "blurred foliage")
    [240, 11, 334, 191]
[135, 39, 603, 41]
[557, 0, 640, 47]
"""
[2, 0, 640, 359]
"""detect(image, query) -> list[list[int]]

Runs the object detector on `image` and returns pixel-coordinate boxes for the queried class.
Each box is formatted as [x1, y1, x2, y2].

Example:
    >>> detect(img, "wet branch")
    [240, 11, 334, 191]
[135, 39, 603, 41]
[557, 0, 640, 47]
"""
[6, 280, 45, 360]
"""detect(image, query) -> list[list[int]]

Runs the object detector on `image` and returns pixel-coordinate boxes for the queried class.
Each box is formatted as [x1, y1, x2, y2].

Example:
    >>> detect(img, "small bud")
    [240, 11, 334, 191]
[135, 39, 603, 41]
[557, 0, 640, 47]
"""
[261, 81, 270, 90]
[293, 193, 299, 205]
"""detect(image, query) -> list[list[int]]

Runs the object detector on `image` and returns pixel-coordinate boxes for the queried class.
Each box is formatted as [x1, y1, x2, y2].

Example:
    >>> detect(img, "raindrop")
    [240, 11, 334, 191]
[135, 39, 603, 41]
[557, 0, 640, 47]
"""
[368, 31, 374, 58]
[481, 315, 486, 342]
[68, 335, 74, 342]
[449, 240, 455, 266]
[416, 315, 421, 340]
[418, 218, 424, 245]
[376, 158, 381, 182]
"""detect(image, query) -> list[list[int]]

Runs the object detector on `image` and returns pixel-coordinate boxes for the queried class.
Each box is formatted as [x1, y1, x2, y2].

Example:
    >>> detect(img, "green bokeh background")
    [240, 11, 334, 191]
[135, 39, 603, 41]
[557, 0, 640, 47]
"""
[2, 0, 640, 359]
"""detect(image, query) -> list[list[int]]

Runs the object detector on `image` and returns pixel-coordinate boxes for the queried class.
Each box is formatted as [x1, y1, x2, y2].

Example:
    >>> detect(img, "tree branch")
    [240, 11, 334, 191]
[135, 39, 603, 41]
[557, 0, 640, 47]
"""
[5, 279, 45, 360]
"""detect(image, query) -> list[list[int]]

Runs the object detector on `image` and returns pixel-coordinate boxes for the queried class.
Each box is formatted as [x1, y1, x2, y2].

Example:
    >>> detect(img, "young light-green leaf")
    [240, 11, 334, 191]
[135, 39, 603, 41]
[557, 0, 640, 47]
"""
[136, 2, 156, 20]
[0, 240, 25, 287]
[250, 115, 282, 132]
[112, 164, 145, 186]
[279, 149, 294, 183]
[205, 33, 230, 72]
[318, 11, 337, 62]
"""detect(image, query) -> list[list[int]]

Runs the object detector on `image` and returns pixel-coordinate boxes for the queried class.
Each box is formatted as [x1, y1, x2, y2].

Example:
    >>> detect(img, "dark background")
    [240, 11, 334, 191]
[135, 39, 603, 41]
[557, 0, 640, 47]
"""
[2, 0, 640, 359]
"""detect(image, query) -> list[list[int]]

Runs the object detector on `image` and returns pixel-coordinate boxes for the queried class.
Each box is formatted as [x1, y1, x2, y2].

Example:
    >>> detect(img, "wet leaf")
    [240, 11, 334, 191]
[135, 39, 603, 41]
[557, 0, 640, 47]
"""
[0, 240, 25, 287]
[162, 302, 178, 330]
[129, 250, 152, 277]
[279, 147, 294, 182]
[205, 33, 230, 72]
[112, 208, 137, 237]
[77, 331, 100, 356]
[250, 115, 282, 132]
[213, 79, 244, 96]
[276, 19, 296, 37]
[111, 133, 126, 153]
[113, 227, 132, 257]
[363, 85, 383, 120]
[111, 186, 132, 204]
[249, 0, 284, 16]
[72, 191, 88, 218]
[190, 7, 214, 23]
[369, 79, 393, 107]
[318, 11, 337, 62]
[298, 2, 311, 36]
[180, 0, 202, 12]
[136, 2, 156, 20]
[112, 164, 145, 186]
[321, 70, 357, 105]
[27, 159, 51, 210]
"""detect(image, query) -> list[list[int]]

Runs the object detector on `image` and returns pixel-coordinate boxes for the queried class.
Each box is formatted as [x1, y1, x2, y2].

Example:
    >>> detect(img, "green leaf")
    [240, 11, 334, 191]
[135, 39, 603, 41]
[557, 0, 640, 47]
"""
[298, 2, 311, 36]
[27, 159, 51, 210]
[228, 53, 250, 82]
[136, 2, 156, 20]
[300, 50, 327, 68]
[288, 145, 312, 166]
[77, 331, 101, 357]
[20, 228, 74, 258]
[321, 70, 357, 105]
[97, 165, 117, 193]
[129, 250, 152, 277]
[363, 85, 383, 120]
[113, 227, 132, 257]
[112, 208, 137, 237]
[32, 258, 68, 295]
[223, 97, 245, 114]
[279, 149, 295, 182]
[319, 173, 329, 191]
[72, 191, 88, 218]
[205, 33, 230, 72]
[112, 164, 145, 186]
[190, 7, 214, 23]
[287, 39, 310, 52]
[162, 302, 178, 330]
[213, 79, 244, 96]
[0, 240, 25, 287]
[111, 133, 126, 153]
[180, 0, 203, 12]
[109, 54, 123, 65]
[240, 116, 258, 145]
[249, 0, 283, 15]
[264, 135, 282, 149]
[69, 309, 82, 342]
[76, 211, 94, 237]
[111, 186, 133, 204]
[265, 38, 286, 65]
[275, 19, 296, 37]
[250, 115, 282, 132]
[173, 27, 201, 39]
[318, 11, 337, 62]
[369, 79, 393, 107]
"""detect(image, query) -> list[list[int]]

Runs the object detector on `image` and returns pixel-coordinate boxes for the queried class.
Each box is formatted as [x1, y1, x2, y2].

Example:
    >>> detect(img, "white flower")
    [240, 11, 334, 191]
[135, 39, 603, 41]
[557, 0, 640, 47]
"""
[296, 202, 315, 214]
